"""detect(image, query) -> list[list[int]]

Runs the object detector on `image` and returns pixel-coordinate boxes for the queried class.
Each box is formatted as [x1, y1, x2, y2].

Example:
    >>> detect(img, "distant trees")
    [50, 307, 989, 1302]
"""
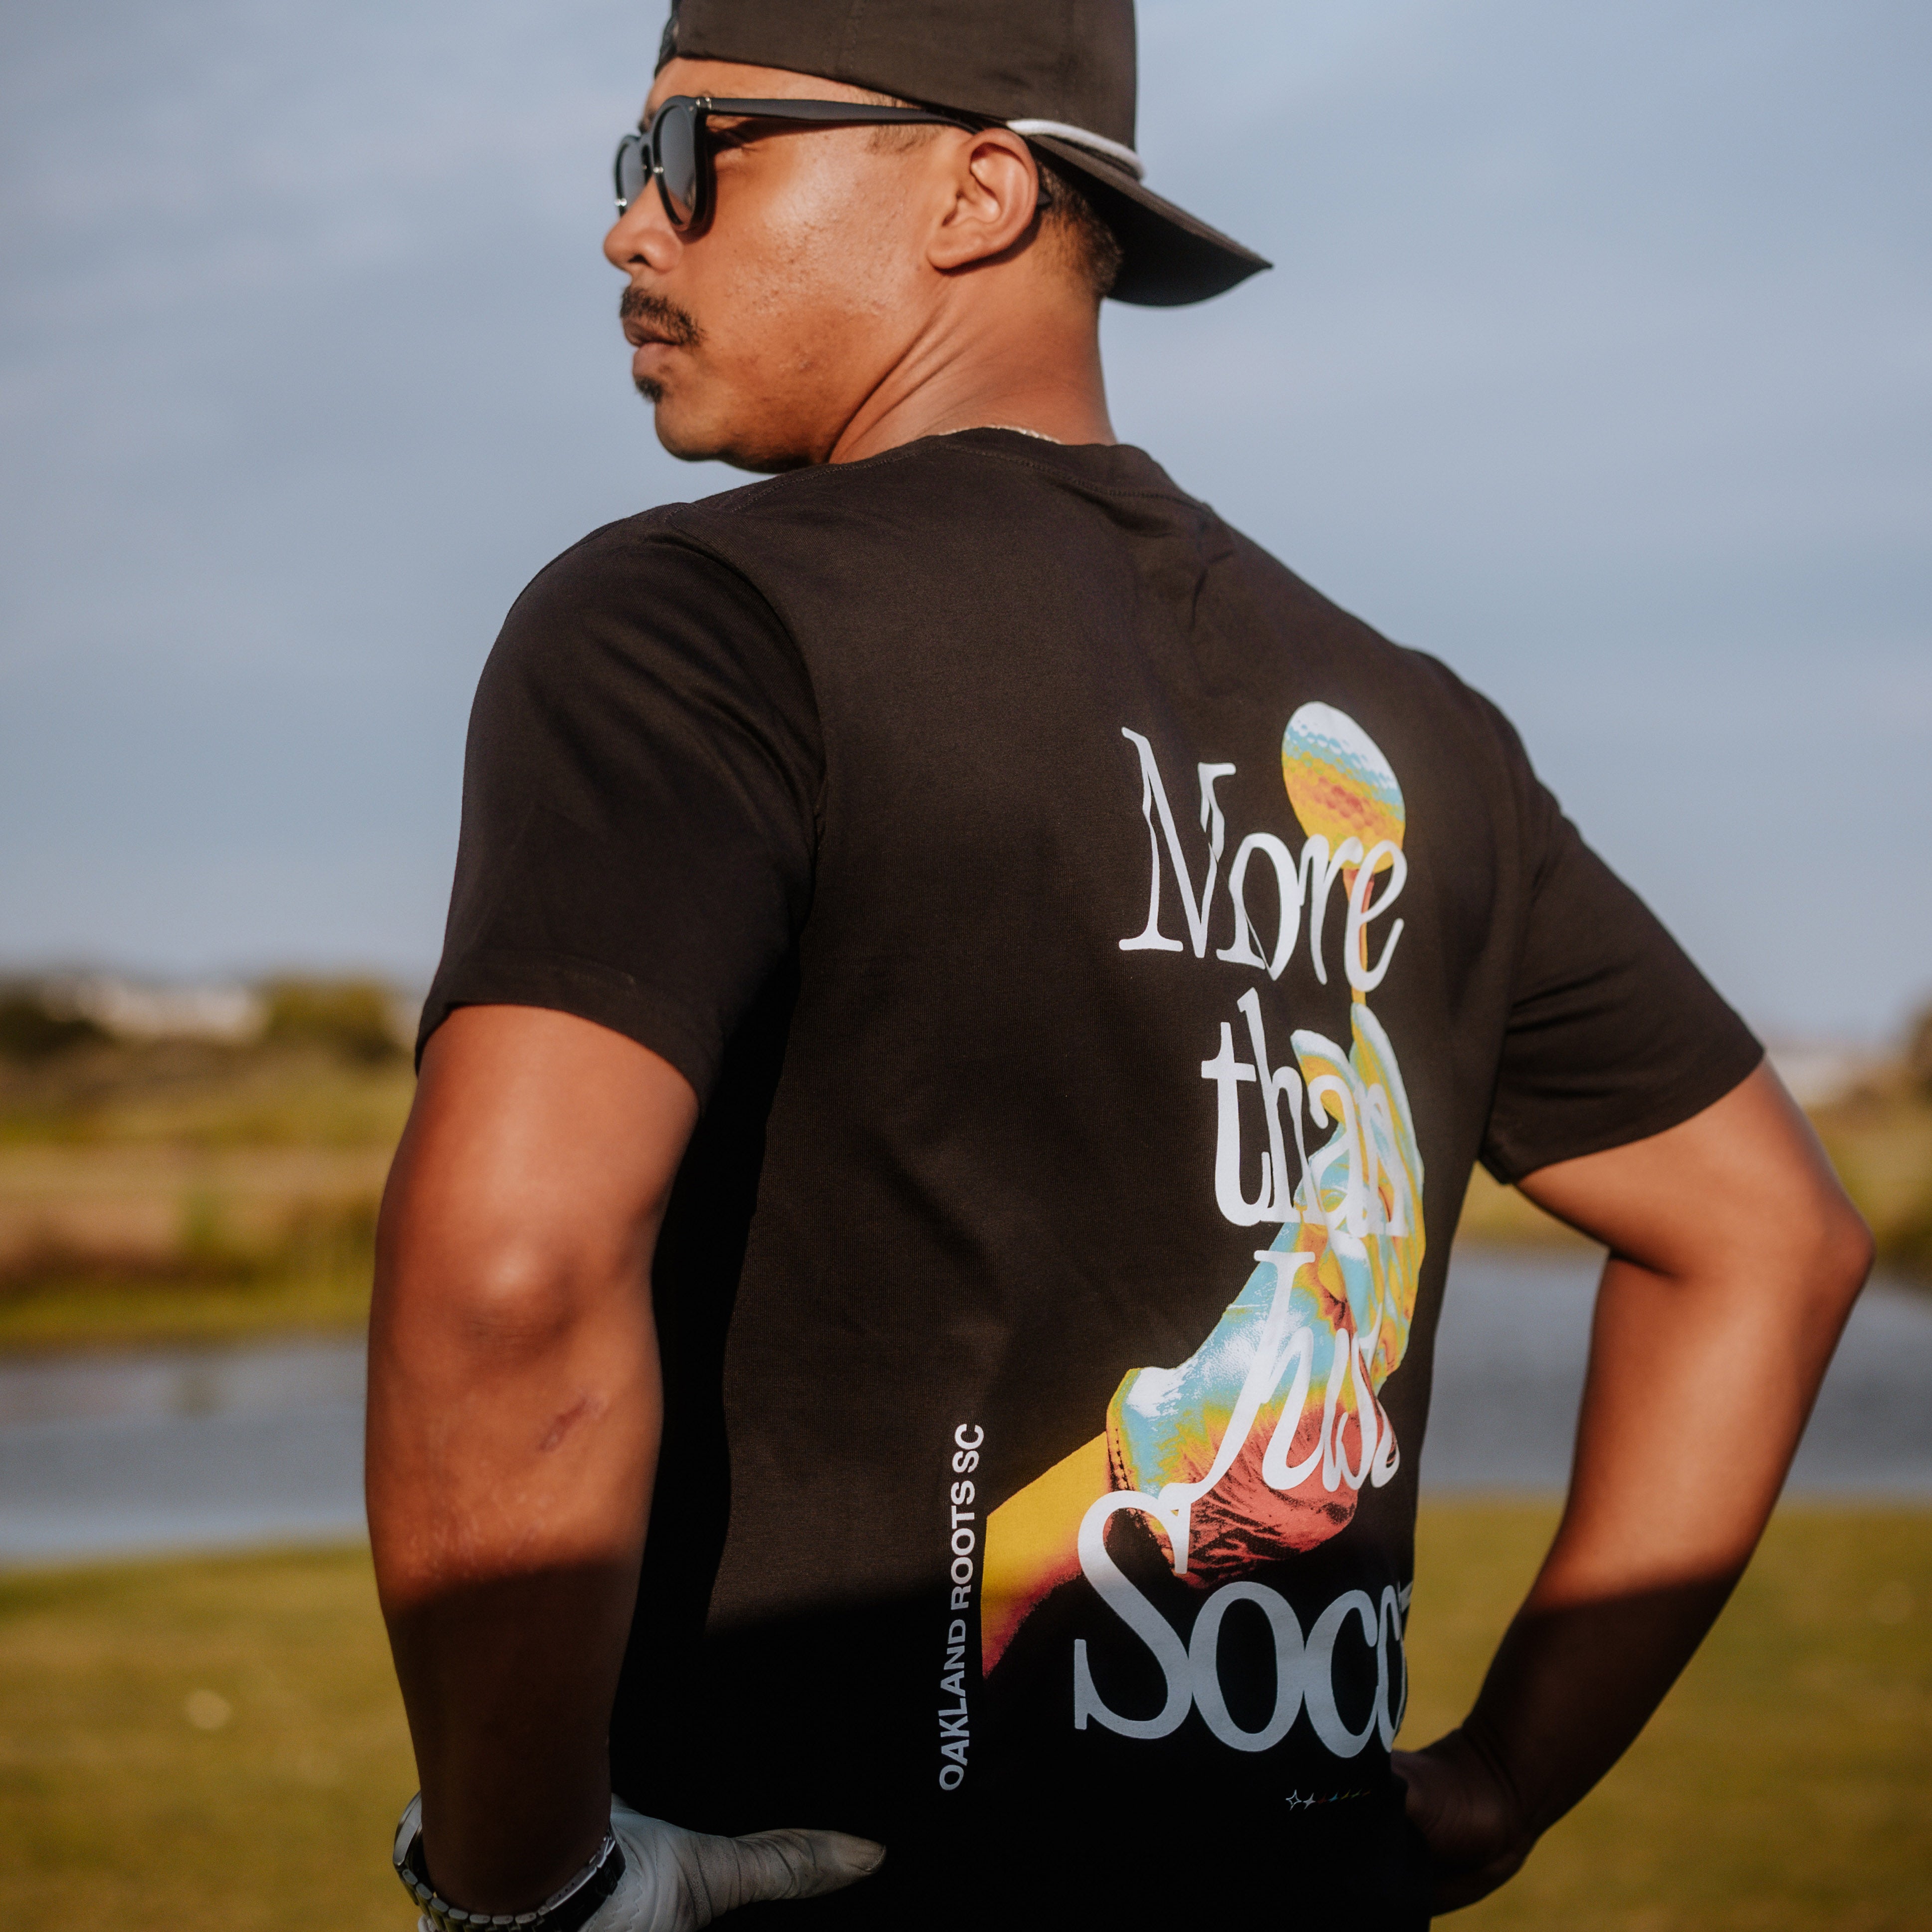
[0, 977, 412, 1066]
[1910, 1003, 1932, 1099]
[259, 980, 407, 1064]
[0, 991, 108, 1062]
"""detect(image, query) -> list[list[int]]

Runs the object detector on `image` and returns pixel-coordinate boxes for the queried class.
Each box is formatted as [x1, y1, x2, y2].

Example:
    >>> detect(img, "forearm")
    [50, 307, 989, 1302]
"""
[1462, 1194, 1869, 1836]
[368, 1259, 658, 1909]
[1400, 1073, 1874, 1908]
[366, 1007, 694, 1914]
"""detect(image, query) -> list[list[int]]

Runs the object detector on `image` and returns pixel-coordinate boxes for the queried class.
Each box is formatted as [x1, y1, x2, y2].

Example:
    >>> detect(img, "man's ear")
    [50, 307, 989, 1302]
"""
[924, 129, 1042, 272]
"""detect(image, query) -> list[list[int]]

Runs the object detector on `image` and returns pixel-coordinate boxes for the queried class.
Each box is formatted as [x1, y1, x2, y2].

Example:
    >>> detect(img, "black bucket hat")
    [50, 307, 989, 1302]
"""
[654, 0, 1270, 305]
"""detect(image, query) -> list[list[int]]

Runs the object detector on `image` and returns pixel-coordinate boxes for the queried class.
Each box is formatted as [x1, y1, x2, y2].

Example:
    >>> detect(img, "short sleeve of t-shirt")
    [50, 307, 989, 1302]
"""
[417, 518, 822, 1100]
[1479, 706, 1762, 1182]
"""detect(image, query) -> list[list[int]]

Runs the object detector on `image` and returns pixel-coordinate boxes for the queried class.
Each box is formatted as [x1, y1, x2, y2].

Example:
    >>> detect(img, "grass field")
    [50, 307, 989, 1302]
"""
[1406, 1506, 1932, 1930]
[0, 1040, 412, 1353]
[2, 1017, 1927, 1355]
[1, 1506, 1926, 1930]
[1446, 1060, 1932, 1287]
[0, 1257, 379, 1353]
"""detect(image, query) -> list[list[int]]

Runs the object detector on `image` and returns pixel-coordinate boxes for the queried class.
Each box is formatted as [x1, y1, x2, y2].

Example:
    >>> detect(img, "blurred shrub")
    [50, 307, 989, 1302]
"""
[0, 992, 108, 1064]
[259, 979, 404, 1064]
[0, 1195, 381, 1294]
[1873, 1003, 1932, 1281]
[278, 1197, 381, 1278]
[243, 1196, 380, 1284]
[1888, 1202, 1932, 1280]
[1909, 1002, 1932, 1098]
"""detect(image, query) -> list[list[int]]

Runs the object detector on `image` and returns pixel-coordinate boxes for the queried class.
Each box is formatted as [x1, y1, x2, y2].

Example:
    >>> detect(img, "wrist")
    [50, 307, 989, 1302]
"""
[1397, 1724, 1535, 1912]
[1444, 1717, 1532, 1850]
[394, 1793, 627, 1932]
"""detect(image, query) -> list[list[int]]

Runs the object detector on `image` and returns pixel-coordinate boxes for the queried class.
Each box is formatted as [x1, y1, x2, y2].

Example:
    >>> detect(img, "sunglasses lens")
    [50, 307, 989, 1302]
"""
[614, 133, 649, 212]
[656, 104, 700, 226]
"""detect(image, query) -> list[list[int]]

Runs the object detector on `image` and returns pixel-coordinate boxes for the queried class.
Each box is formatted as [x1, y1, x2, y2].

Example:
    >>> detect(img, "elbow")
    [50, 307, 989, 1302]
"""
[443, 1239, 597, 1355]
[375, 1205, 636, 1372]
[1791, 1181, 1875, 1324]
[1821, 1197, 1877, 1306]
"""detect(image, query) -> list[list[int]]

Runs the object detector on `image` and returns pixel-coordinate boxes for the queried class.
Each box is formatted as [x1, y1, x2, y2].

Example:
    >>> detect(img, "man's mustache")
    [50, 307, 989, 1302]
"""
[620, 287, 704, 349]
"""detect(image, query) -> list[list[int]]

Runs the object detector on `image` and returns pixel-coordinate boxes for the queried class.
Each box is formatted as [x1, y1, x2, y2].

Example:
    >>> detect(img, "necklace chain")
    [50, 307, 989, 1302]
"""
[948, 423, 1065, 445]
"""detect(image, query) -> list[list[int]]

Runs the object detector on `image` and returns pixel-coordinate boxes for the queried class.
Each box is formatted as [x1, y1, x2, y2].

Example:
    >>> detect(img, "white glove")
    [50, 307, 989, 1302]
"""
[577, 1800, 885, 1931]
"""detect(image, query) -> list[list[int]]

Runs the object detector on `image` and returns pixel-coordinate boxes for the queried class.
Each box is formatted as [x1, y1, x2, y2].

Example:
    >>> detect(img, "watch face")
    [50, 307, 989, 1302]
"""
[393, 1793, 423, 1862]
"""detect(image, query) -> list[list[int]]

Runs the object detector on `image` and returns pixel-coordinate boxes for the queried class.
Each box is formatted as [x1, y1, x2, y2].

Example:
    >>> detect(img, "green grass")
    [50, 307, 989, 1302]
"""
[0, 1260, 374, 1353]
[1399, 1504, 1932, 1929]
[0, 1545, 417, 1932]
[0, 1040, 415, 1152]
[1455, 1084, 1932, 1286]
[1816, 1087, 1932, 1282]
[0, 1039, 407, 1352]
[1, 1510, 1927, 1928]
[1, 1037, 1922, 1358]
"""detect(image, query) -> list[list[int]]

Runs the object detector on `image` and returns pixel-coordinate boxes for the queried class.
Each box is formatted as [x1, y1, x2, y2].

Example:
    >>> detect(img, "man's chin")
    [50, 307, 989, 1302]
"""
[647, 394, 816, 474]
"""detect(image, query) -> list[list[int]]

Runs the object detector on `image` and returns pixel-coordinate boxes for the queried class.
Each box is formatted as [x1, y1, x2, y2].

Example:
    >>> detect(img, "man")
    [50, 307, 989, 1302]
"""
[367, 3, 1872, 1927]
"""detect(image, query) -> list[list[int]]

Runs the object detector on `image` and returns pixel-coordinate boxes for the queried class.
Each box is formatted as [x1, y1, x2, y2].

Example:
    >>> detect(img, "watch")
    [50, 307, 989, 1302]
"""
[392, 1793, 628, 1932]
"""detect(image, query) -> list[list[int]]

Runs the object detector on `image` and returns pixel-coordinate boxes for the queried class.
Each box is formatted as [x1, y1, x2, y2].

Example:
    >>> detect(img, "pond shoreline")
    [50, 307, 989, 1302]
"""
[3, 1251, 1930, 1568]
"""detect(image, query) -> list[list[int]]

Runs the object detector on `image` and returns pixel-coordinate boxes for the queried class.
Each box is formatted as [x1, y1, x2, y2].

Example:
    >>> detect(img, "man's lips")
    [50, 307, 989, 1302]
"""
[619, 288, 703, 353]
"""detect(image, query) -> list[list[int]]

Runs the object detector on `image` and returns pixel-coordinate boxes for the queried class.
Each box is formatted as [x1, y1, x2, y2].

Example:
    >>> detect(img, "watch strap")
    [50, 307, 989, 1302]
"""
[392, 1793, 627, 1932]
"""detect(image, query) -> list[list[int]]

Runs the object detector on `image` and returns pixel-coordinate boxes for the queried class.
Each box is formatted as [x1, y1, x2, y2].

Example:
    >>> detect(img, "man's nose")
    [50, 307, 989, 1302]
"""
[603, 188, 682, 275]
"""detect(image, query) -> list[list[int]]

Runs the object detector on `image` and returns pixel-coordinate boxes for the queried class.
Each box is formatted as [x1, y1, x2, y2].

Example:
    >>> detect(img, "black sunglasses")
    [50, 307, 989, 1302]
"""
[614, 95, 979, 229]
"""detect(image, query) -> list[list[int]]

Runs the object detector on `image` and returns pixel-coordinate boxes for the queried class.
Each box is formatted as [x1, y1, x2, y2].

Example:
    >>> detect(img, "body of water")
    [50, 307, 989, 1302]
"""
[1425, 1253, 1932, 1495]
[1, 1254, 1928, 1565]
[0, 1337, 364, 1563]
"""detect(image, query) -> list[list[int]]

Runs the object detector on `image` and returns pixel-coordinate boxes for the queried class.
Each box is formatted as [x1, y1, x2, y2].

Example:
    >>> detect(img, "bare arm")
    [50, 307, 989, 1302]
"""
[367, 1005, 697, 1913]
[1397, 1063, 1874, 1909]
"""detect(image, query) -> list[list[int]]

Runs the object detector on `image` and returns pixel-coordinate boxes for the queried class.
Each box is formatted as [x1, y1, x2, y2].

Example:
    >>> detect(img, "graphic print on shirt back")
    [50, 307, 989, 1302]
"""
[979, 702, 1425, 1776]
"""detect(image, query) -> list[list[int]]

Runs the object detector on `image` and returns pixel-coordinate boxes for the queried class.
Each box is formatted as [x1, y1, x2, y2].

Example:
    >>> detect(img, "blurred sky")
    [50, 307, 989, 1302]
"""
[1, 0, 1927, 1042]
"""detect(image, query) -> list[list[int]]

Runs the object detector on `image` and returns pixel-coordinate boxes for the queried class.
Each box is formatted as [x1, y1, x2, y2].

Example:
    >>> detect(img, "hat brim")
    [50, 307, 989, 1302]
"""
[1024, 134, 1270, 307]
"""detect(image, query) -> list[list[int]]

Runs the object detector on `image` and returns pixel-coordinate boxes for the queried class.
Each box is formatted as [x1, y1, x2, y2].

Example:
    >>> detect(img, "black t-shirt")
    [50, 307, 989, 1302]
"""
[422, 431, 1759, 1929]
